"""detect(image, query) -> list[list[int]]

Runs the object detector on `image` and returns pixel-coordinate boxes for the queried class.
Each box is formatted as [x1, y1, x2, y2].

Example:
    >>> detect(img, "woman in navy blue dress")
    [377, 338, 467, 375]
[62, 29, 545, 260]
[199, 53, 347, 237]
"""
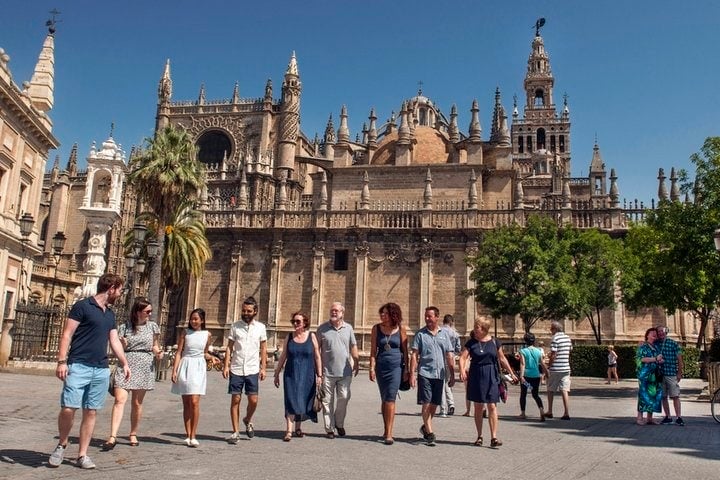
[369, 302, 408, 445]
[460, 318, 516, 448]
[273, 312, 322, 441]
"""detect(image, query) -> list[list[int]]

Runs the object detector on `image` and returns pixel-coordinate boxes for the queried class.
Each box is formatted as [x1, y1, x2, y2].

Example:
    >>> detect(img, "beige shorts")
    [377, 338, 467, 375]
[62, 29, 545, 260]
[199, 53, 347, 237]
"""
[547, 371, 571, 392]
[662, 375, 680, 398]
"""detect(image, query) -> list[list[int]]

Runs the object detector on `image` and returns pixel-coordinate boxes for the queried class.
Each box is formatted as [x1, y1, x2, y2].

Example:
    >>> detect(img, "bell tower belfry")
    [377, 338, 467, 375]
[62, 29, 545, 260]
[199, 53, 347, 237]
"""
[511, 19, 571, 177]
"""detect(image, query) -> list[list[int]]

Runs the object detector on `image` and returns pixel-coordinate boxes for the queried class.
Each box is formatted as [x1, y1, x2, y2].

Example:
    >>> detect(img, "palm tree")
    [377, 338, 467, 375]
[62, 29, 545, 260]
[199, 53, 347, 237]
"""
[127, 125, 206, 313]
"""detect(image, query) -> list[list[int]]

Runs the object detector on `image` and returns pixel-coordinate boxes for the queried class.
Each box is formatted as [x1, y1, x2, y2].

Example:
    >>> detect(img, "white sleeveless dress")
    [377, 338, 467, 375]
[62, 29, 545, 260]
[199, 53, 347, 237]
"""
[171, 329, 209, 395]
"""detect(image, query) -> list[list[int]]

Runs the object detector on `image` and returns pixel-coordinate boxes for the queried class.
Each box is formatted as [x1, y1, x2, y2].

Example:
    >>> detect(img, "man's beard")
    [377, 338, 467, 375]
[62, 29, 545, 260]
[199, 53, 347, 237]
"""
[241, 314, 254, 323]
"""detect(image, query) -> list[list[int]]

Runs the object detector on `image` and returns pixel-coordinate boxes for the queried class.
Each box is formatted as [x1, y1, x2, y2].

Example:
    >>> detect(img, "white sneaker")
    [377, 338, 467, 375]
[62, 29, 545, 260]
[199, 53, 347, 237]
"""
[183, 437, 191, 446]
[75, 455, 96, 469]
[227, 432, 241, 444]
[189, 438, 199, 447]
[48, 444, 66, 467]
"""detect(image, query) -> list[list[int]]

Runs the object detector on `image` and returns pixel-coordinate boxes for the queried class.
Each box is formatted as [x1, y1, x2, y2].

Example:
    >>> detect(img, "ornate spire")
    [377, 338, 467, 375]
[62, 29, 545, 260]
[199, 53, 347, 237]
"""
[423, 169, 433, 209]
[658, 168, 668, 201]
[562, 178, 572, 208]
[490, 88, 510, 146]
[448, 104, 459, 142]
[232, 81, 240, 104]
[318, 170, 328, 211]
[589, 141, 604, 172]
[468, 170, 478, 209]
[197, 83, 206, 105]
[67, 143, 78, 176]
[367, 108, 378, 148]
[237, 169, 248, 210]
[279, 52, 302, 171]
[337, 105, 350, 144]
[158, 59, 172, 104]
[323, 114, 336, 144]
[28, 24, 56, 113]
[264, 79, 273, 102]
[468, 99, 482, 142]
[514, 179, 524, 208]
[609, 168, 619, 207]
[286, 51, 299, 76]
[360, 171, 370, 209]
[670, 167, 680, 202]
[397, 101, 411, 145]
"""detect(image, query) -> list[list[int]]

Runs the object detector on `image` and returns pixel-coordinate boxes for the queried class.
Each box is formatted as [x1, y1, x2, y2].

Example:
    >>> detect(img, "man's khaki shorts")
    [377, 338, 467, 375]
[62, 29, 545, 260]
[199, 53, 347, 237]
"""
[547, 371, 571, 392]
[662, 375, 680, 398]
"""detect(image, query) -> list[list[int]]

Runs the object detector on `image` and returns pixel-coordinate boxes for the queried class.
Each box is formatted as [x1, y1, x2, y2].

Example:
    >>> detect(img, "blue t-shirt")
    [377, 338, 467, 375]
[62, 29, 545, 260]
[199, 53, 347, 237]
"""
[412, 327, 454, 380]
[67, 296, 117, 368]
[520, 346, 543, 378]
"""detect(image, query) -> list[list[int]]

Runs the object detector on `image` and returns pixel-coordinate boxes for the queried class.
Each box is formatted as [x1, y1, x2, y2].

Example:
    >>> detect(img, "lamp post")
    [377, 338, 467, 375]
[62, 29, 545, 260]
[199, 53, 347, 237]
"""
[18, 213, 34, 303]
[125, 221, 148, 310]
[49, 232, 67, 305]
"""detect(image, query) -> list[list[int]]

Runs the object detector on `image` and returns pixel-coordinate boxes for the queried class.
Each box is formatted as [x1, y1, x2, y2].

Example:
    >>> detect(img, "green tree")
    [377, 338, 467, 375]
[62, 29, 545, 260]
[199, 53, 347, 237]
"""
[127, 125, 206, 311]
[467, 215, 575, 333]
[623, 200, 720, 349]
[564, 228, 629, 344]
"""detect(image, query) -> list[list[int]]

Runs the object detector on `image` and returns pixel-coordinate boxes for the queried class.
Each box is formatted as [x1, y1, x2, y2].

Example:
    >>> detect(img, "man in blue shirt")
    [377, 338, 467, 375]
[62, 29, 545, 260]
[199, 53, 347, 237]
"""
[48, 274, 130, 470]
[656, 326, 685, 426]
[410, 306, 455, 446]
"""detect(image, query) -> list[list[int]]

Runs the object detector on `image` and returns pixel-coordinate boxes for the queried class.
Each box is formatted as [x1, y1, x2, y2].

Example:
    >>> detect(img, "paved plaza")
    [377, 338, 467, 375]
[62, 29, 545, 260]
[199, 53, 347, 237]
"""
[0, 369, 718, 479]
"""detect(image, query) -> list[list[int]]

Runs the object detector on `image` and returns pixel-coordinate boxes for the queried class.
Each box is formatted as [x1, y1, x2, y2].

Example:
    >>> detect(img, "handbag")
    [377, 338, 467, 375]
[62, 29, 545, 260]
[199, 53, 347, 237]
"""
[313, 385, 325, 412]
[399, 369, 411, 391]
[494, 338, 508, 403]
[108, 366, 116, 396]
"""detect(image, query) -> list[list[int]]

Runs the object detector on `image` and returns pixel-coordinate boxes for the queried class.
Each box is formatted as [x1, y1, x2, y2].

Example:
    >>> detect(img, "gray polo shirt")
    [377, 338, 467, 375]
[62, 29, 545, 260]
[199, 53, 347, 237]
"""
[317, 320, 357, 377]
[412, 327, 453, 380]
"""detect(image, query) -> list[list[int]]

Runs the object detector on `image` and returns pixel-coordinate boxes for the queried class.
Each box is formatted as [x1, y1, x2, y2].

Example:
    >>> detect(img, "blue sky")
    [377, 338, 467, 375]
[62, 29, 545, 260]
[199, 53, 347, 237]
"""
[2, 0, 719, 204]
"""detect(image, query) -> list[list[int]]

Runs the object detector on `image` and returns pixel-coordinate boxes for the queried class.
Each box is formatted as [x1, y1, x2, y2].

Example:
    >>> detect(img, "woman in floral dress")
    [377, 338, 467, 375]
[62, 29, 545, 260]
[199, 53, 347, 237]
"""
[635, 327, 664, 425]
[102, 297, 162, 450]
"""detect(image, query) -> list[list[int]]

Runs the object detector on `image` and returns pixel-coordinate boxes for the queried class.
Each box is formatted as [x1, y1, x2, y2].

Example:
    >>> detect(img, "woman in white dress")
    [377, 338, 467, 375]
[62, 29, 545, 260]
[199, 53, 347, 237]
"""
[102, 297, 162, 450]
[171, 308, 219, 447]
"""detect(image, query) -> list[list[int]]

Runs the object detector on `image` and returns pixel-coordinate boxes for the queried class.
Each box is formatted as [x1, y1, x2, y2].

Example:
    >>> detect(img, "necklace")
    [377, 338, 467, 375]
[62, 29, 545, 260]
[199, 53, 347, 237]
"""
[478, 339, 490, 353]
[384, 333, 392, 351]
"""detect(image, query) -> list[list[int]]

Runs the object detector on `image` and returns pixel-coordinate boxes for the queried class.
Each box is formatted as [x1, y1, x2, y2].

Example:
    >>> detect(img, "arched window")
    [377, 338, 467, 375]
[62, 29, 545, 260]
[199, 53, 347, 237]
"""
[559, 135, 565, 153]
[527, 136, 533, 153]
[537, 128, 546, 150]
[518, 136, 524, 154]
[197, 130, 232, 165]
[550, 135, 556, 152]
[534, 88, 544, 106]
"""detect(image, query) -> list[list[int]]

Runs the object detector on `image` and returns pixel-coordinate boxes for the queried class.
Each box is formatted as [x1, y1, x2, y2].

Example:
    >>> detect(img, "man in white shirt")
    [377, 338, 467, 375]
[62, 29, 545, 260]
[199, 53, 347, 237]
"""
[223, 296, 267, 443]
[546, 320, 572, 420]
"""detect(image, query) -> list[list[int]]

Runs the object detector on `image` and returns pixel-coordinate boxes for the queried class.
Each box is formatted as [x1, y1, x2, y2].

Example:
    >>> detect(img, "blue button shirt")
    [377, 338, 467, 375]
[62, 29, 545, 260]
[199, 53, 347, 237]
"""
[412, 327, 453, 380]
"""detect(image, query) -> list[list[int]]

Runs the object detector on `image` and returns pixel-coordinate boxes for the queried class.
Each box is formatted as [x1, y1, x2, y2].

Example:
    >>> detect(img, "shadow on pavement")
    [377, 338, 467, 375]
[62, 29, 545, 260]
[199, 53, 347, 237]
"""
[0, 449, 50, 468]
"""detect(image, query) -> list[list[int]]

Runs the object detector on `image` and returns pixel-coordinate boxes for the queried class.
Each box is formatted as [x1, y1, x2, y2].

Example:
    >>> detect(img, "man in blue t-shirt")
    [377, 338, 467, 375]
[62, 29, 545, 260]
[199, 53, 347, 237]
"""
[656, 326, 685, 426]
[48, 273, 130, 470]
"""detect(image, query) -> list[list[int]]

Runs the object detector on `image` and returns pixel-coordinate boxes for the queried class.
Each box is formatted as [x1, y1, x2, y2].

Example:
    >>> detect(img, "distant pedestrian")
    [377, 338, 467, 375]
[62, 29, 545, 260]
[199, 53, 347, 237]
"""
[171, 308, 219, 447]
[656, 326, 685, 426]
[223, 296, 268, 443]
[48, 273, 129, 470]
[369, 302, 409, 445]
[410, 306, 455, 446]
[459, 318, 517, 448]
[518, 332, 547, 421]
[317, 302, 359, 438]
[440, 314, 461, 417]
[635, 327, 663, 425]
[102, 297, 162, 451]
[606, 345, 619, 384]
[273, 312, 321, 441]
[546, 321, 572, 420]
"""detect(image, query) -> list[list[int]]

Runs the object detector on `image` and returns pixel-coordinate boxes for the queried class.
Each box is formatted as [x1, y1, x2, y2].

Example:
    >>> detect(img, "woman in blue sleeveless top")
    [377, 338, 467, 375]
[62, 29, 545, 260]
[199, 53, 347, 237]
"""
[369, 302, 408, 445]
[518, 332, 548, 421]
[274, 312, 322, 441]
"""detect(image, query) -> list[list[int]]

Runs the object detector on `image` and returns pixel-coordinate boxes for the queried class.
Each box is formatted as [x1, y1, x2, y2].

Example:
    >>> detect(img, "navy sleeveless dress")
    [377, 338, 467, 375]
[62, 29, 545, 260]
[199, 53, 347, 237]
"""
[283, 334, 318, 422]
[375, 327, 402, 402]
[466, 337, 501, 404]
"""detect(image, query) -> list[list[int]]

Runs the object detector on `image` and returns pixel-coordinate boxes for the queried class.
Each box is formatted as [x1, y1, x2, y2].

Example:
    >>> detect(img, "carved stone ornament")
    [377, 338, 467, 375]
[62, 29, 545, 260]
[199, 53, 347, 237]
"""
[187, 116, 246, 166]
[313, 241, 326, 257]
[271, 241, 284, 257]
[354, 241, 370, 257]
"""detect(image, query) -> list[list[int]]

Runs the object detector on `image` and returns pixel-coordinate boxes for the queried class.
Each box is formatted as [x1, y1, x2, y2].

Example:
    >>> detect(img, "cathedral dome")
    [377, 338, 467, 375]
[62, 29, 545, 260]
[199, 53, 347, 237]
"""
[371, 126, 449, 165]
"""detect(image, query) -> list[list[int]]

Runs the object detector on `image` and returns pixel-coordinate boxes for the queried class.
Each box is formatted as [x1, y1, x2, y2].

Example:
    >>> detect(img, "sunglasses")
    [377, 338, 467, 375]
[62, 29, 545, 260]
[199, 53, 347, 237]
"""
[291, 319, 303, 325]
[143, 309, 153, 314]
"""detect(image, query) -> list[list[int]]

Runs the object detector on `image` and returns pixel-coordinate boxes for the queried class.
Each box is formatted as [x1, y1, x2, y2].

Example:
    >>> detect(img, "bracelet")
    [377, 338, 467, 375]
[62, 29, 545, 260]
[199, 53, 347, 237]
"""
[57, 359, 67, 365]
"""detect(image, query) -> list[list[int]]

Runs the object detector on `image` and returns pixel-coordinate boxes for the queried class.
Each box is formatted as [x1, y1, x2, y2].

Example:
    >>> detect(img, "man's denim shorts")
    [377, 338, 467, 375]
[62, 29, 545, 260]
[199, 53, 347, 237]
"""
[60, 363, 110, 410]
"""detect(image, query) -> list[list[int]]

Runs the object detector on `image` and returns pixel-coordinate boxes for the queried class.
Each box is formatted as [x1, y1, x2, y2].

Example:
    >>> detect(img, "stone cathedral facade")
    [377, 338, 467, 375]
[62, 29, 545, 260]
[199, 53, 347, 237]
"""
[38, 28, 701, 350]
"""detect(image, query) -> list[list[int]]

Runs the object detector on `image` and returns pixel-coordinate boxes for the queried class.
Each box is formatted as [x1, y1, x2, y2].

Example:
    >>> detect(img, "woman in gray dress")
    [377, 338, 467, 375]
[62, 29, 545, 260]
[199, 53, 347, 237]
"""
[102, 298, 162, 450]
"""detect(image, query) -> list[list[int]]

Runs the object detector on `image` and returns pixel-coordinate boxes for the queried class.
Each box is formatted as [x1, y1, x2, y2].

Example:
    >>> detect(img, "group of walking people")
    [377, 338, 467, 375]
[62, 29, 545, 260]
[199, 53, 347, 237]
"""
[49, 273, 676, 471]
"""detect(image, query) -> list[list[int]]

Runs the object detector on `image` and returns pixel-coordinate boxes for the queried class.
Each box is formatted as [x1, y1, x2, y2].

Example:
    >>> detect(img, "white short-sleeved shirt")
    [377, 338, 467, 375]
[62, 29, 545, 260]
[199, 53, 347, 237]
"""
[227, 320, 267, 376]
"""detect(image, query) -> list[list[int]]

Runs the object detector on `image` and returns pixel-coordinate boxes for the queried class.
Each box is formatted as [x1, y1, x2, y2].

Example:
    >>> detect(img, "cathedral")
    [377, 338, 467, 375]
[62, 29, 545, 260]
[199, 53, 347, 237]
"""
[30, 26, 700, 353]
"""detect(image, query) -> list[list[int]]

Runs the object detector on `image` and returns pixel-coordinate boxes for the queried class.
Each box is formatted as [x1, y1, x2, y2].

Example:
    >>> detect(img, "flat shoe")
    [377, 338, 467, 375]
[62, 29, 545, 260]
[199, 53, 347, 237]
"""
[283, 432, 292, 442]
[129, 435, 139, 446]
[473, 436, 483, 446]
[490, 438, 502, 448]
[294, 429, 304, 438]
[101, 436, 116, 451]
[384, 438, 394, 445]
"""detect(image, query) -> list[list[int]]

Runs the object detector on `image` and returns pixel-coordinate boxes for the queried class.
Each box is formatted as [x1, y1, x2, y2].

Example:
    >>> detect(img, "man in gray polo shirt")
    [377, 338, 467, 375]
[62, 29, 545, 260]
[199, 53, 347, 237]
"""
[317, 302, 359, 438]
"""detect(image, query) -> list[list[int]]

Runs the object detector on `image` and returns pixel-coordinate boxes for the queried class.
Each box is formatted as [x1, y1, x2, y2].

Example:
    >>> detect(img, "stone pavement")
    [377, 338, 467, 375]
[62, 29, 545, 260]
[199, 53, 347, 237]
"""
[1, 370, 718, 480]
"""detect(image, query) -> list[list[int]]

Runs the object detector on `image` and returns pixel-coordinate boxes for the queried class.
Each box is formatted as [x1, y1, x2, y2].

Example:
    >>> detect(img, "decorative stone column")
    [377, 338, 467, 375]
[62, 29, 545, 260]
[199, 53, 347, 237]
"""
[464, 242, 479, 334]
[418, 237, 434, 319]
[353, 240, 370, 329]
[310, 241, 326, 326]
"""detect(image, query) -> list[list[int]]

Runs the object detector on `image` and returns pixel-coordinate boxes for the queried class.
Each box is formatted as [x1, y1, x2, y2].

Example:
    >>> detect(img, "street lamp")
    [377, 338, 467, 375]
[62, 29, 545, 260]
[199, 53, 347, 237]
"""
[49, 231, 66, 305]
[125, 221, 149, 309]
[18, 213, 34, 302]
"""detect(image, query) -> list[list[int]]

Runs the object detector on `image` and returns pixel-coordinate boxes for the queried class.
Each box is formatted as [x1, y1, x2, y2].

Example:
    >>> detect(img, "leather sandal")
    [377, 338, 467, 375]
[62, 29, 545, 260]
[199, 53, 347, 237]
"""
[283, 431, 292, 442]
[473, 436, 483, 447]
[101, 436, 117, 451]
[294, 428, 304, 438]
[129, 435, 139, 447]
[490, 438, 502, 448]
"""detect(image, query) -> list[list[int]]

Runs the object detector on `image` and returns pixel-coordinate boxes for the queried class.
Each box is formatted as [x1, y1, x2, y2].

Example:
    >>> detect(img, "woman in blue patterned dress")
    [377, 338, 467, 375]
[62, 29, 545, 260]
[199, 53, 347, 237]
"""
[273, 311, 321, 442]
[102, 297, 162, 450]
[368, 302, 408, 445]
[636, 327, 664, 425]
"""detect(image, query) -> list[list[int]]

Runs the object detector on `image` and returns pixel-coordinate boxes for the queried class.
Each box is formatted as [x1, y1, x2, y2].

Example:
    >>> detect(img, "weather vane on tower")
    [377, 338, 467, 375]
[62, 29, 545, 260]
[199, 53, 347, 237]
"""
[46, 9, 61, 34]
[534, 17, 546, 37]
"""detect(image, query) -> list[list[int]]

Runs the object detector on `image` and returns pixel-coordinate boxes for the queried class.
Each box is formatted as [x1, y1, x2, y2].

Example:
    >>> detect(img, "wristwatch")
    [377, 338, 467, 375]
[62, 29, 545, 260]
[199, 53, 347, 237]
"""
[57, 359, 67, 365]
